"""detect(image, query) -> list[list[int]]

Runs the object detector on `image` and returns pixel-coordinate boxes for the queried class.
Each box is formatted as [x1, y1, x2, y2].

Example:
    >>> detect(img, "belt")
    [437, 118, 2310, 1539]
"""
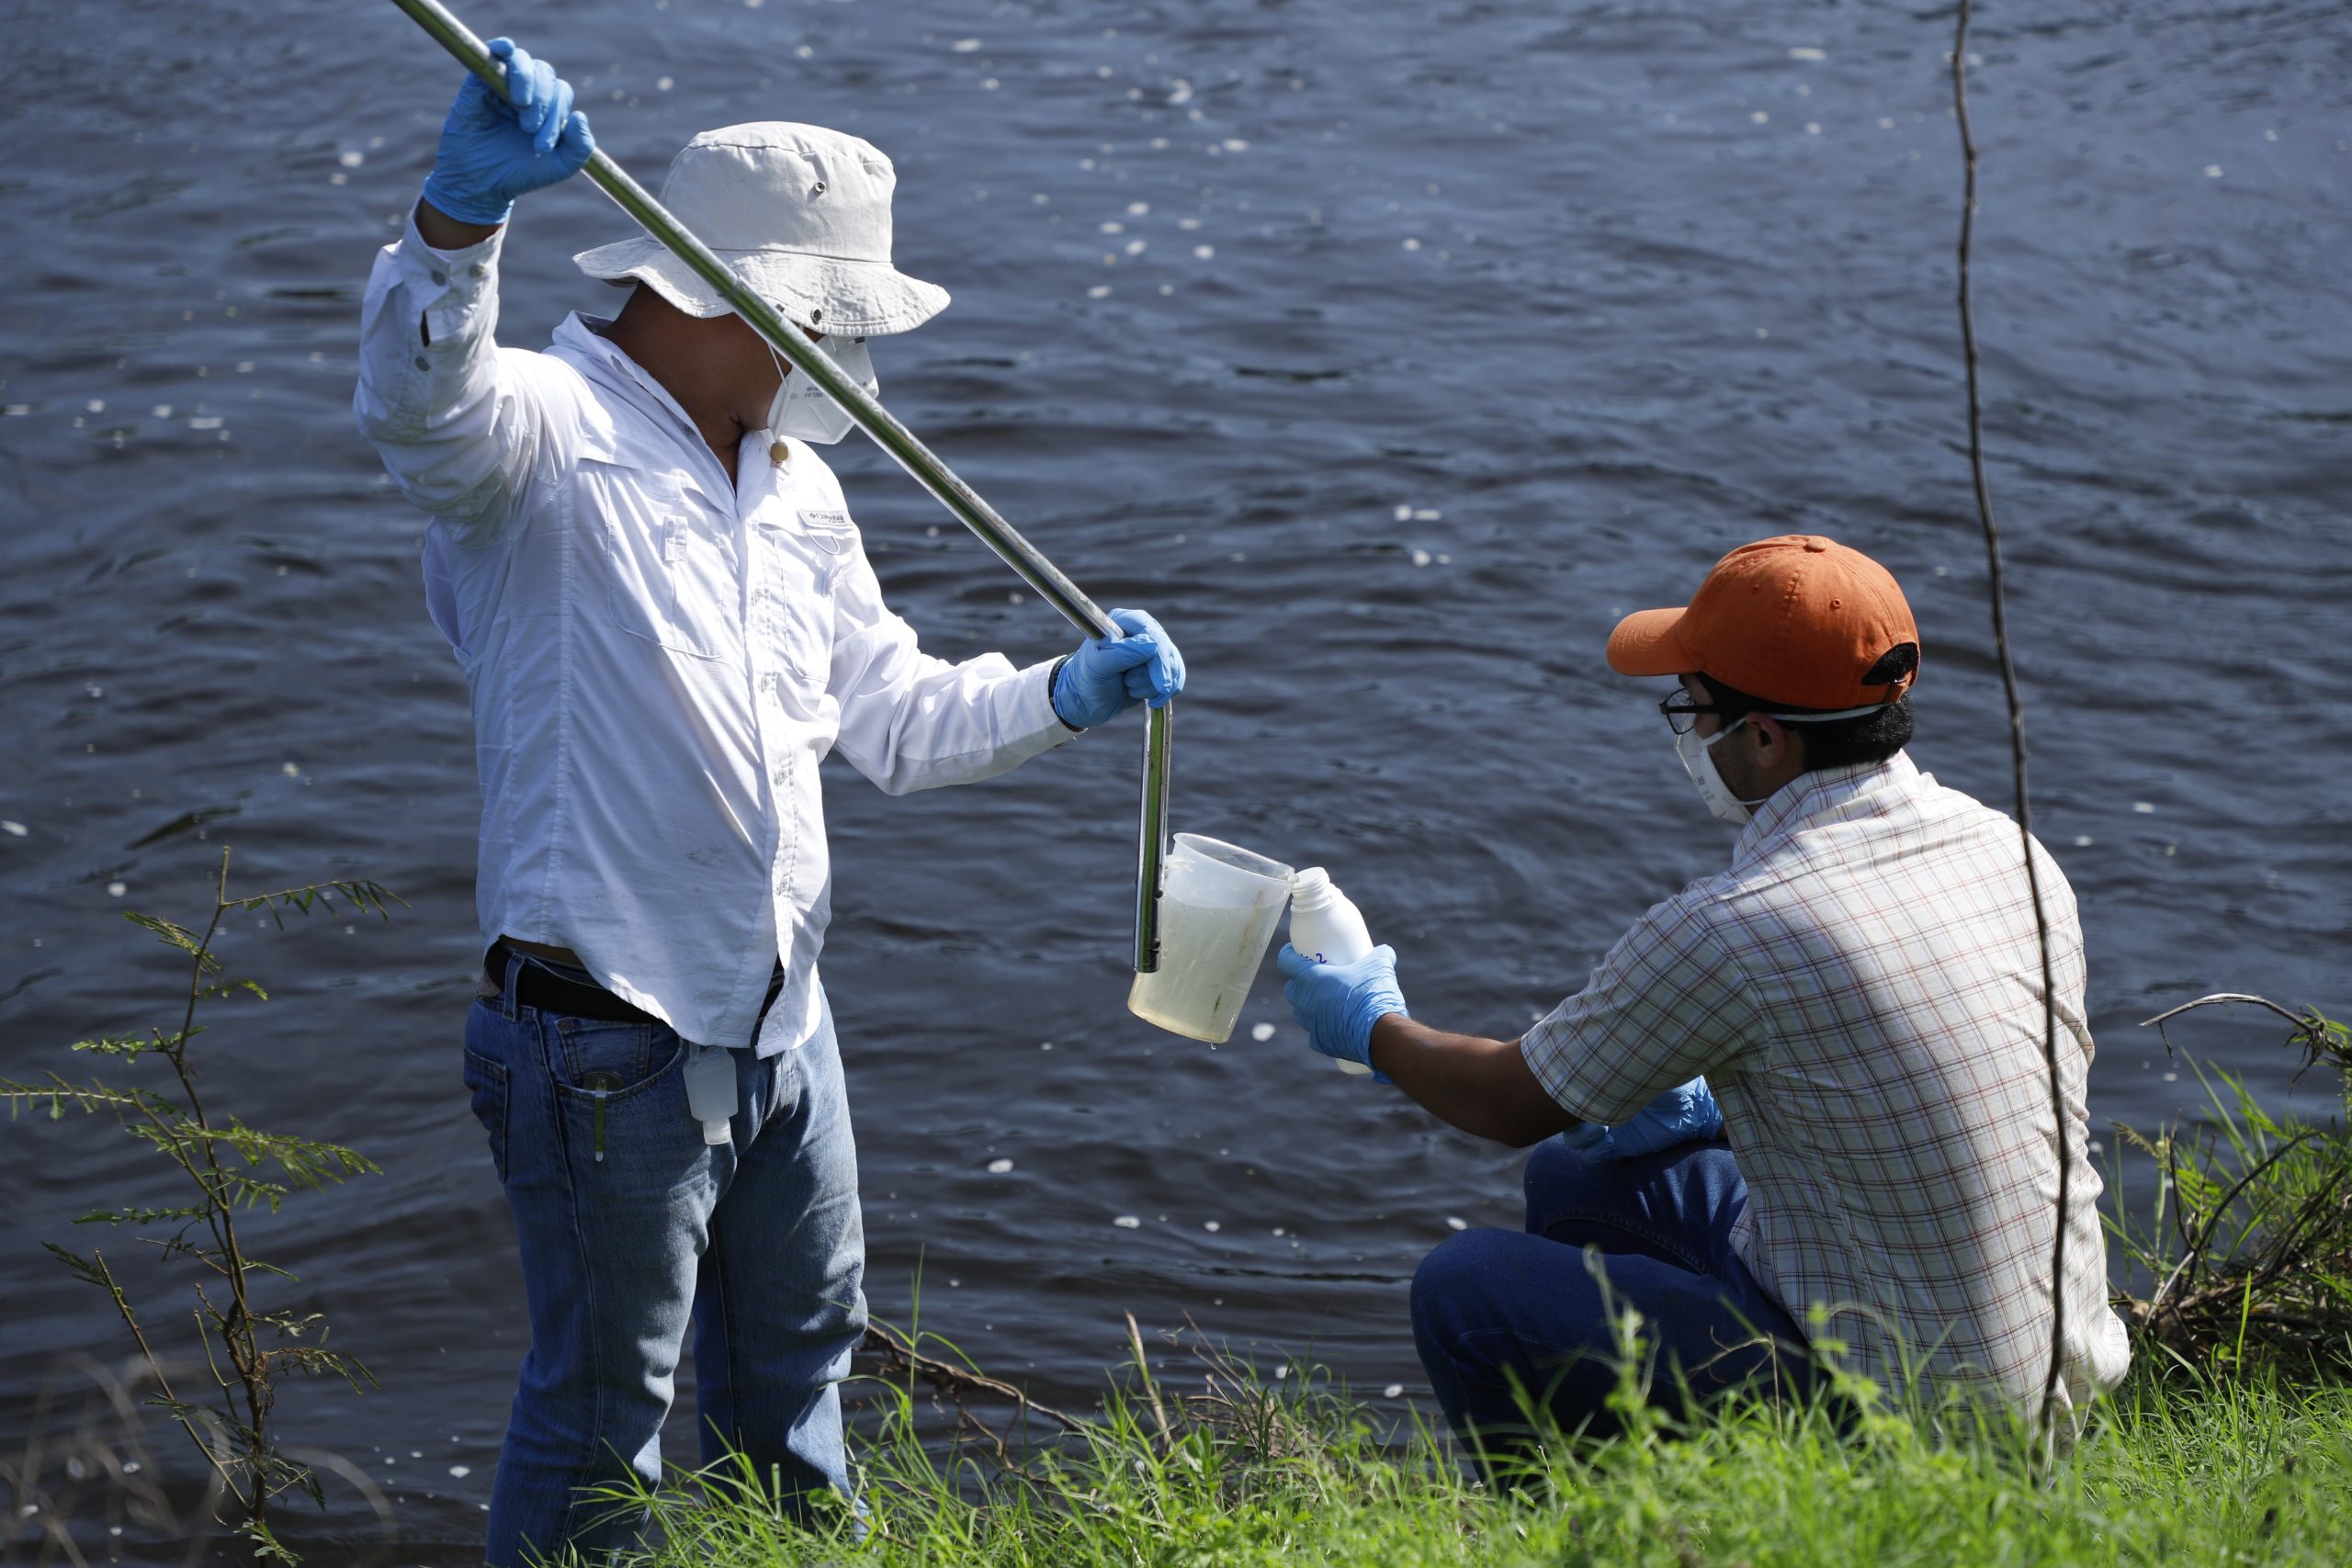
[487, 940, 788, 1037]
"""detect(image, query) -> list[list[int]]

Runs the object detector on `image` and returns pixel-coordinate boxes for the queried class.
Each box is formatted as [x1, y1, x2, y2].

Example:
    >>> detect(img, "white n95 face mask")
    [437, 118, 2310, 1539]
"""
[1675, 701, 1897, 827]
[1677, 721, 1768, 827]
[765, 333, 876, 446]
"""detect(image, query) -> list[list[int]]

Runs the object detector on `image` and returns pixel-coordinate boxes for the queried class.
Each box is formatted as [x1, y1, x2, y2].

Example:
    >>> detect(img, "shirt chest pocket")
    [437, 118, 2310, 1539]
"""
[755, 509, 854, 682]
[586, 467, 742, 664]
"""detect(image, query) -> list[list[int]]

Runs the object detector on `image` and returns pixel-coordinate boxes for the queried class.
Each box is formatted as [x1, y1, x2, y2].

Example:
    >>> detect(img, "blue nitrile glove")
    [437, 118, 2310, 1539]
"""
[420, 38, 596, 227]
[1571, 1077, 1723, 1161]
[1051, 607, 1185, 729]
[1277, 942, 1408, 1071]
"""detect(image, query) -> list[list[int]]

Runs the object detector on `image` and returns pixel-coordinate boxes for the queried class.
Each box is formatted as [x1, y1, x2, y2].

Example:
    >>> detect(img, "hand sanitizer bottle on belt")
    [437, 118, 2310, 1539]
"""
[1288, 868, 1377, 1076]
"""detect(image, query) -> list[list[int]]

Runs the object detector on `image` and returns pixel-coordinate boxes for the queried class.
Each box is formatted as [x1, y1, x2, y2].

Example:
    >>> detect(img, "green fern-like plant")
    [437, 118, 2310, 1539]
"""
[1, 848, 401, 1562]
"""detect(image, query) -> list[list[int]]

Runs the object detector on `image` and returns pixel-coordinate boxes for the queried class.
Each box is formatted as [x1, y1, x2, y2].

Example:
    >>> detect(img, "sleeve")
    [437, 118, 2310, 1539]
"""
[352, 209, 582, 545]
[1520, 889, 1762, 1123]
[821, 525, 1077, 796]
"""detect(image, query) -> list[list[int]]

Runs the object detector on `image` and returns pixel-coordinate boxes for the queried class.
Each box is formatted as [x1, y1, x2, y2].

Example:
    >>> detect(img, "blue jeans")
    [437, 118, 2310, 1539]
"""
[1410, 1135, 1815, 1461]
[461, 949, 865, 1565]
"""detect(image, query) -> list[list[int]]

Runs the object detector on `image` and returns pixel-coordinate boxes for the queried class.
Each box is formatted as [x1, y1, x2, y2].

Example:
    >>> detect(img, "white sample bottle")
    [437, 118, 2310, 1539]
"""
[1287, 867, 1378, 1075]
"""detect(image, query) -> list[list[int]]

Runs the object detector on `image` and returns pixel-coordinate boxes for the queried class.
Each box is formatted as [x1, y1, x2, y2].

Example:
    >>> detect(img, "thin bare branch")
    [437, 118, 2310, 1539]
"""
[1951, 0, 2068, 1439]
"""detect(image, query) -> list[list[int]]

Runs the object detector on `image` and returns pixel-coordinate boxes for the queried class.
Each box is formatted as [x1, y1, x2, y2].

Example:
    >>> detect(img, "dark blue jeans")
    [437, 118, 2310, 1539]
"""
[1410, 1135, 1816, 1461]
[462, 950, 865, 1565]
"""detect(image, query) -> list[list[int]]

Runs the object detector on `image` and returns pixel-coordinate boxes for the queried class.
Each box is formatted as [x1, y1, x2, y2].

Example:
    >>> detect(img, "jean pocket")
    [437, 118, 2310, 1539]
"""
[461, 1043, 511, 1183]
[550, 1018, 684, 1102]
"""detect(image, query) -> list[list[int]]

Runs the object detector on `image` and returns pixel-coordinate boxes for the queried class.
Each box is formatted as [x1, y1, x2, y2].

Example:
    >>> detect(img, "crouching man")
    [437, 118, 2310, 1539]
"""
[1279, 536, 2127, 1454]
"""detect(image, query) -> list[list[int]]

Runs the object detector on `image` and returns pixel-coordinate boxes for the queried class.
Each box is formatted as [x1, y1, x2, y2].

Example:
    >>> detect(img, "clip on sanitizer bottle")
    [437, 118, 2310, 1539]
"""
[1287, 868, 1378, 1075]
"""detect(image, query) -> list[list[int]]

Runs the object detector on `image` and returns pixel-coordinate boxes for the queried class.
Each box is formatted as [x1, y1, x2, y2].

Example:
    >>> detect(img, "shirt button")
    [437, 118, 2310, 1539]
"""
[471, 264, 488, 277]
[430, 270, 447, 286]
[413, 355, 431, 370]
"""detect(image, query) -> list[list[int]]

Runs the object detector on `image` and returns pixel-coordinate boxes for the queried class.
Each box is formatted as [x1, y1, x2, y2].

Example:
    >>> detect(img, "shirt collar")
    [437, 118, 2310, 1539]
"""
[550, 312, 745, 500]
[1731, 750, 1921, 867]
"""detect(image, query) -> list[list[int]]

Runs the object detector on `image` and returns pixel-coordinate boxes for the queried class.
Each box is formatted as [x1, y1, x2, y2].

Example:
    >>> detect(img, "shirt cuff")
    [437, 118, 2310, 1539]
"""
[399, 207, 504, 349]
[1519, 1022, 1622, 1124]
[1018, 658, 1080, 752]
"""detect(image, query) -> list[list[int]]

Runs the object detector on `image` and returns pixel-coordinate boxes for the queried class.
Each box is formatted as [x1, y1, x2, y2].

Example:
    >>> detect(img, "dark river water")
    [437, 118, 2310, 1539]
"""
[4, 0, 2348, 1557]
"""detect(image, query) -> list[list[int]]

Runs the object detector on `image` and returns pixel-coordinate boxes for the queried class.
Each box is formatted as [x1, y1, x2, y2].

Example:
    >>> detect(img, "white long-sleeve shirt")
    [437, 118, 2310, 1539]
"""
[355, 215, 1072, 1054]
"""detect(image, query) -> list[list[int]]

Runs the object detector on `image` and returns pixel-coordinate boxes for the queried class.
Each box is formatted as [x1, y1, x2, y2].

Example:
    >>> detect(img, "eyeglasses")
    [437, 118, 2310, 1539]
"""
[1657, 690, 1729, 735]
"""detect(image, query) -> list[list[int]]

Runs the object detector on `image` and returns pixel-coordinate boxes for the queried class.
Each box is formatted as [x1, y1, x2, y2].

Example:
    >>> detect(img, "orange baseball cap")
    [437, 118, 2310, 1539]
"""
[1605, 535, 1920, 710]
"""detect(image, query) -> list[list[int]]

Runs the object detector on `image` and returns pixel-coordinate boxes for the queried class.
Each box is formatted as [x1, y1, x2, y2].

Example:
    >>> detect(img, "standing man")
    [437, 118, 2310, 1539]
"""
[355, 41, 1185, 1562]
[1279, 536, 2127, 1454]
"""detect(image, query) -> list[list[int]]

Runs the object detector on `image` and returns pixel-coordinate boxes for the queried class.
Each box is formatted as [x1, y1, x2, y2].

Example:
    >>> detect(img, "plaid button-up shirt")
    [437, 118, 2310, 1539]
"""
[1523, 752, 2131, 1416]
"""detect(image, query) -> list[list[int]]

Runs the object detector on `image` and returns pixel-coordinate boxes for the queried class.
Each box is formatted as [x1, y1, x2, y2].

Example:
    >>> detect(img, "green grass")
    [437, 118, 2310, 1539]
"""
[587, 1010, 2352, 1568]
[587, 1341, 2352, 1568]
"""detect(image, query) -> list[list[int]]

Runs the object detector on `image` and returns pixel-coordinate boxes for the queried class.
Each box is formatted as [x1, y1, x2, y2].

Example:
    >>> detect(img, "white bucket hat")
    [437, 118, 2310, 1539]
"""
[573, 122, 948, 335]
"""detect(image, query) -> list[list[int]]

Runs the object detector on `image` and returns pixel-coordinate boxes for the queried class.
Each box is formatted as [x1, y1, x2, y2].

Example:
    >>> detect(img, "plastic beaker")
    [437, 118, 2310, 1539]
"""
[1126, 833, 1295, 1044]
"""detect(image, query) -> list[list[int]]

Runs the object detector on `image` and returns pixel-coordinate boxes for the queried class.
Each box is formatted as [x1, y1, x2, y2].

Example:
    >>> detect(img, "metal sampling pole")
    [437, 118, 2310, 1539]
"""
[386, 0, 1171, 972]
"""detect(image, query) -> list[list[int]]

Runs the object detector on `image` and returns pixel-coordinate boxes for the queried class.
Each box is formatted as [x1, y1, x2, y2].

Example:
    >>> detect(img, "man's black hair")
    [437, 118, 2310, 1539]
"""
[1699, 644, 1918, 772]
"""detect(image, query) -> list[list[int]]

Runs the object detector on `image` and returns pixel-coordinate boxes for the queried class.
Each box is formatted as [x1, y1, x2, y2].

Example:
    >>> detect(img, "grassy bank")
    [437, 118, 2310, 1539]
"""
[607, 1348, 2352, 1567]
[599, 1003, 2352, 1568]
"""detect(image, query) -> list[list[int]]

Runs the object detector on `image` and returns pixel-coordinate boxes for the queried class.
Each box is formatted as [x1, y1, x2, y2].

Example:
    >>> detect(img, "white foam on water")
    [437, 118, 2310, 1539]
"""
[2204, 164, 2224, 178]
[2133, 802, 2156, 814]
[107, 882, 127, 897]
[1411, 549, 1431, 567]
[951, 39, 981, 52]
[1788, 47, 1826, 62]
[988, 1157, 1014, 1174]
[1384, 1383, 1404, 1398]
[1203, 1220, 1221, 1232]
[1113, 1214, 1141, 1228]
[449, 1465, 471, 1478]
[0, 821, 25, 836]
[1444, 1215, 1467, 1231]
[1250, 1021, 1275, 1042]
[1087, 284, 1114, 299]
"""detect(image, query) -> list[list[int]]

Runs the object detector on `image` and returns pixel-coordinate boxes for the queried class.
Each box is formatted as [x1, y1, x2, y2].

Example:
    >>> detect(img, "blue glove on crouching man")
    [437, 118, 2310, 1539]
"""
[1276, 942, 1722, 1158]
